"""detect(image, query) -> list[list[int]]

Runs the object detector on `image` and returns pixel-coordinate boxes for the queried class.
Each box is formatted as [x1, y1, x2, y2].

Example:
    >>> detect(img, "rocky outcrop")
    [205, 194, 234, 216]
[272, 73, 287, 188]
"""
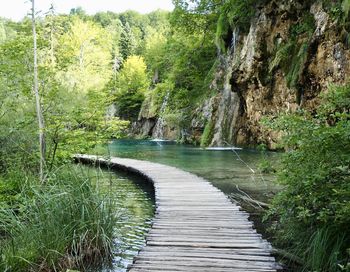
[134, 0, 350, 148]
[195, 0, 350, 148]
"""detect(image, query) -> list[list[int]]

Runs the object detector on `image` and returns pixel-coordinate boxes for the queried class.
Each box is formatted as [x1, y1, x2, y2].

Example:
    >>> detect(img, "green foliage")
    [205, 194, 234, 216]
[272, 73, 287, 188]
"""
[164, 32, 216, 110]
[215, 13, 231, 53]
[257, 144, 276, 174]
[342, 0, 350, 19]
[56, 18, 113, 93]
[0, 19, 6, 43]
[267, 84, 350, 271]
[221, 0, 259, 32]
[304, 227, 349, 272]
[286, 18, 315, 87]
[269, 41, 293, 73]
[285, 42, 309, 90]
[163, 112, 184, 129]
[143, 24, 169, 73]
[322, 0, 350, 23]
[0, 172, 23, 208]
[114, 55, 150, 120]
[289, 13, 315, 37]
[119, 22, 137, 59]
[171, 0, 219, 34]
[0, 7, 172, 272]
[0, 166, 117, 272]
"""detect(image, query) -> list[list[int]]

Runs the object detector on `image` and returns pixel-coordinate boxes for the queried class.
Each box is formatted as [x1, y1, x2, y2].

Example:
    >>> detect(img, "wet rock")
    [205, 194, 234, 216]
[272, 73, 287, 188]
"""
[310, 2, 329, 37]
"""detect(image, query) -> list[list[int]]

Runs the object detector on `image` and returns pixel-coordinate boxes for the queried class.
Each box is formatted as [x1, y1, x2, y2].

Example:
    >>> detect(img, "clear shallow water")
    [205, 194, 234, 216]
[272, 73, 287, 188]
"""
[81, 166, 155, 272]
[104, 139, 281, 202]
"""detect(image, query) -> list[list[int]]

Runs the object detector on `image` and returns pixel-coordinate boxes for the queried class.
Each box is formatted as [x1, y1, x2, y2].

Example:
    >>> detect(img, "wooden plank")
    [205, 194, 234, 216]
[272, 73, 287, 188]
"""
[74, 155, 278, 271]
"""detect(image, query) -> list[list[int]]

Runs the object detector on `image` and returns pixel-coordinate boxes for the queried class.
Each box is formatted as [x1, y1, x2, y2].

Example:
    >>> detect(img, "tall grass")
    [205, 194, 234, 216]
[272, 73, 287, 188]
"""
[0, 165, 117, 272]
[301, 227, 349, 272]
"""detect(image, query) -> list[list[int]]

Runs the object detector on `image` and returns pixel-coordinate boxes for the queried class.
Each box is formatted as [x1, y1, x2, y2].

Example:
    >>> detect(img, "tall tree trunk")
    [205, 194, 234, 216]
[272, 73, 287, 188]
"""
[49, 5, 55, 66]
[31, 0, 46, 182]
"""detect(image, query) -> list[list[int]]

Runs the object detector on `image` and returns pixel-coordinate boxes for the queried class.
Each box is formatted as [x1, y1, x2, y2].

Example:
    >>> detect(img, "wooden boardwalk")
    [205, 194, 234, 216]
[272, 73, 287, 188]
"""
[75, 155, 279, 272]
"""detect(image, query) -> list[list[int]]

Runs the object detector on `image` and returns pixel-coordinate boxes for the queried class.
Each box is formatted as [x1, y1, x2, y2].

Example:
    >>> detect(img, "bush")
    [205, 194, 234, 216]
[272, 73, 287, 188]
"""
[267, 84, 350, 271]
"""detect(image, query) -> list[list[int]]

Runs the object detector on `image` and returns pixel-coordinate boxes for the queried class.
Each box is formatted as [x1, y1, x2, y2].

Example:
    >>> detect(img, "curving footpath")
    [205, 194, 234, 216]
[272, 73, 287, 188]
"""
[75, 154, 280, 272]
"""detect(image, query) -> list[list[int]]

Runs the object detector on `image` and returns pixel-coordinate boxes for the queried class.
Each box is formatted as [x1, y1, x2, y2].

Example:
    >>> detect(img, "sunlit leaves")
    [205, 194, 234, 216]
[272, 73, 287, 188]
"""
[56, 18, 112, 93]
[114, 55, 149, 120]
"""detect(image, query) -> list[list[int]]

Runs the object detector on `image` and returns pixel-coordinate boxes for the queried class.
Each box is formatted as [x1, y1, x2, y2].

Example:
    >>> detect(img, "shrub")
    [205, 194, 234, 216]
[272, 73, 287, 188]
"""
[267, 84, 350, 271]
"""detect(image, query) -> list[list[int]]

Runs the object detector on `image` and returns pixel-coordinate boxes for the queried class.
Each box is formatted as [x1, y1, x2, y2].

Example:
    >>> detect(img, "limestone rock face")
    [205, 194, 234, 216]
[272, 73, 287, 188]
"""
[197, 0, 350, 149]
[134, 0, 350, 148]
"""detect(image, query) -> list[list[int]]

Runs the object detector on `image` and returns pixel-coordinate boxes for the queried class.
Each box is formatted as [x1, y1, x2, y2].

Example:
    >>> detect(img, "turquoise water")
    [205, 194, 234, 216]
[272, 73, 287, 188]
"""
[105, 139, 281, 201]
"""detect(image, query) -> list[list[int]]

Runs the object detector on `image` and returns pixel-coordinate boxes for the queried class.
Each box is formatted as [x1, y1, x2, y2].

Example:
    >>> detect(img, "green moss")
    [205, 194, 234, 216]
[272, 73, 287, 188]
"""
[289, 13, 315, 37]
[285, 42, 309, 89]
[269, 12, 315, 97]
[200, 120, 214, 147]
[269, 41, 293, 73]
[215, 13, 231, 53]
[320, 0, 350, 26]
[163, 112, 182, 128]
[269, 39, 309, 91]
[149, 81, 173, 116]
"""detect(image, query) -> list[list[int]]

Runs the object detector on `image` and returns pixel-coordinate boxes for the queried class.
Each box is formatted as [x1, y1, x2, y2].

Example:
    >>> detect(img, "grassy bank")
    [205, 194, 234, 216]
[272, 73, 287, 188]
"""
[0, 165, 117, 272]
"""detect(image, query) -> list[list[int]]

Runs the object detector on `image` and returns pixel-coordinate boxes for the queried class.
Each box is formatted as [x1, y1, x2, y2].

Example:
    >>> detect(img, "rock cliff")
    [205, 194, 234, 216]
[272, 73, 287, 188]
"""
[135, 0, 350, 148]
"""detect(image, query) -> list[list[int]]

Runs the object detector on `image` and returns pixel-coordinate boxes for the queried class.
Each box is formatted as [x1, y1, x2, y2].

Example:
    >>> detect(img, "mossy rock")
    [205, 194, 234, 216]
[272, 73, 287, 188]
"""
[200, 120, 215, 147]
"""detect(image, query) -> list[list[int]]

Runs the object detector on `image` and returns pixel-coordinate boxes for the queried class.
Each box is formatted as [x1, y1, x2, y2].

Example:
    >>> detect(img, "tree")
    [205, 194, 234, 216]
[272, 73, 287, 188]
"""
[120, 22, 136, 59]
[56, 18, 113, 93]
[0, 19, 6, 43]
[114, 55, 149, 119]
[31, 0, 46, 182]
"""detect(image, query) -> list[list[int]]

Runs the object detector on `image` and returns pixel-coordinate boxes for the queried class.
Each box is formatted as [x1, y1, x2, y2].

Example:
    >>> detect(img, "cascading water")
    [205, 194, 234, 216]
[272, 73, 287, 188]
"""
[211, 28, 241, 147]
[231, 28, 239, 53]
[152, 90, 170, 140]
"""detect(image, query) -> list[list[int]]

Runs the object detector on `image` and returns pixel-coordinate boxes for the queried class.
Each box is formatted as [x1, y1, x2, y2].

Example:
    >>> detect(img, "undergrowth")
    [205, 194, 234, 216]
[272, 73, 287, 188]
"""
[266, 84, 350, 272]
[0, 165, 117, 272]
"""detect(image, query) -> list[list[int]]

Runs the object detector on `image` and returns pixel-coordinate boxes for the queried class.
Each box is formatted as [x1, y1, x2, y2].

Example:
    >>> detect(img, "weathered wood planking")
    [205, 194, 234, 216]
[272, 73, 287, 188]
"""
[74, 154, 280, 272]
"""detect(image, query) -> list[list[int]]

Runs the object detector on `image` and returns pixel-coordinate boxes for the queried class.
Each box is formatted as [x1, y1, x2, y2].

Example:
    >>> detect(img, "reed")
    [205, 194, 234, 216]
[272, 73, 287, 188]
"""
[0, 165, 117, 272]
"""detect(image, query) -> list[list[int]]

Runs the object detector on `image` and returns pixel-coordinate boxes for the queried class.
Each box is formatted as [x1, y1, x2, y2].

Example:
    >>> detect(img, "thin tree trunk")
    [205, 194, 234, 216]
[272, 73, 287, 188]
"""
[31, 0, 46, 182]
[49, 7, 55, 66]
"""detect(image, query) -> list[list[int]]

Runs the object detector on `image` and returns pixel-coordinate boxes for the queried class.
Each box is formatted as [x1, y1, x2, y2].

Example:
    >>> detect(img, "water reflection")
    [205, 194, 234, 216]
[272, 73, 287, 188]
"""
[82, 166, 155, 272]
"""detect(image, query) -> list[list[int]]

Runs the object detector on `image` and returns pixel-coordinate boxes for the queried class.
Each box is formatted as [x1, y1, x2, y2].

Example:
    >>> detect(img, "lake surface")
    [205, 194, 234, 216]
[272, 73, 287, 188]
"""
[105, 139, 281, 201]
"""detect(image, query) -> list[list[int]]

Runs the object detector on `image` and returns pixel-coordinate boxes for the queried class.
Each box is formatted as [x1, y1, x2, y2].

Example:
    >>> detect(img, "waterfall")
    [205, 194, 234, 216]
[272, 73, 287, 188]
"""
[152, 91, 170, 140]
[231, 28, 239, 53]
[211, 34, 241, 147]
[106, 103, 117, 118]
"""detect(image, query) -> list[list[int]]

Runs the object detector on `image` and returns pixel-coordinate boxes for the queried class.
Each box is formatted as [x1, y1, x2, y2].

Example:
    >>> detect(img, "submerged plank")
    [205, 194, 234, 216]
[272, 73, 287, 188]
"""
[74, 154, 279, 272]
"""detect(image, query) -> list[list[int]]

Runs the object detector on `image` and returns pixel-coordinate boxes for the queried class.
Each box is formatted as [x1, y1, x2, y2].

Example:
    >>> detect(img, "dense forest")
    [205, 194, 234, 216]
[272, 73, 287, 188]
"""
[0, 0, 349, 271]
